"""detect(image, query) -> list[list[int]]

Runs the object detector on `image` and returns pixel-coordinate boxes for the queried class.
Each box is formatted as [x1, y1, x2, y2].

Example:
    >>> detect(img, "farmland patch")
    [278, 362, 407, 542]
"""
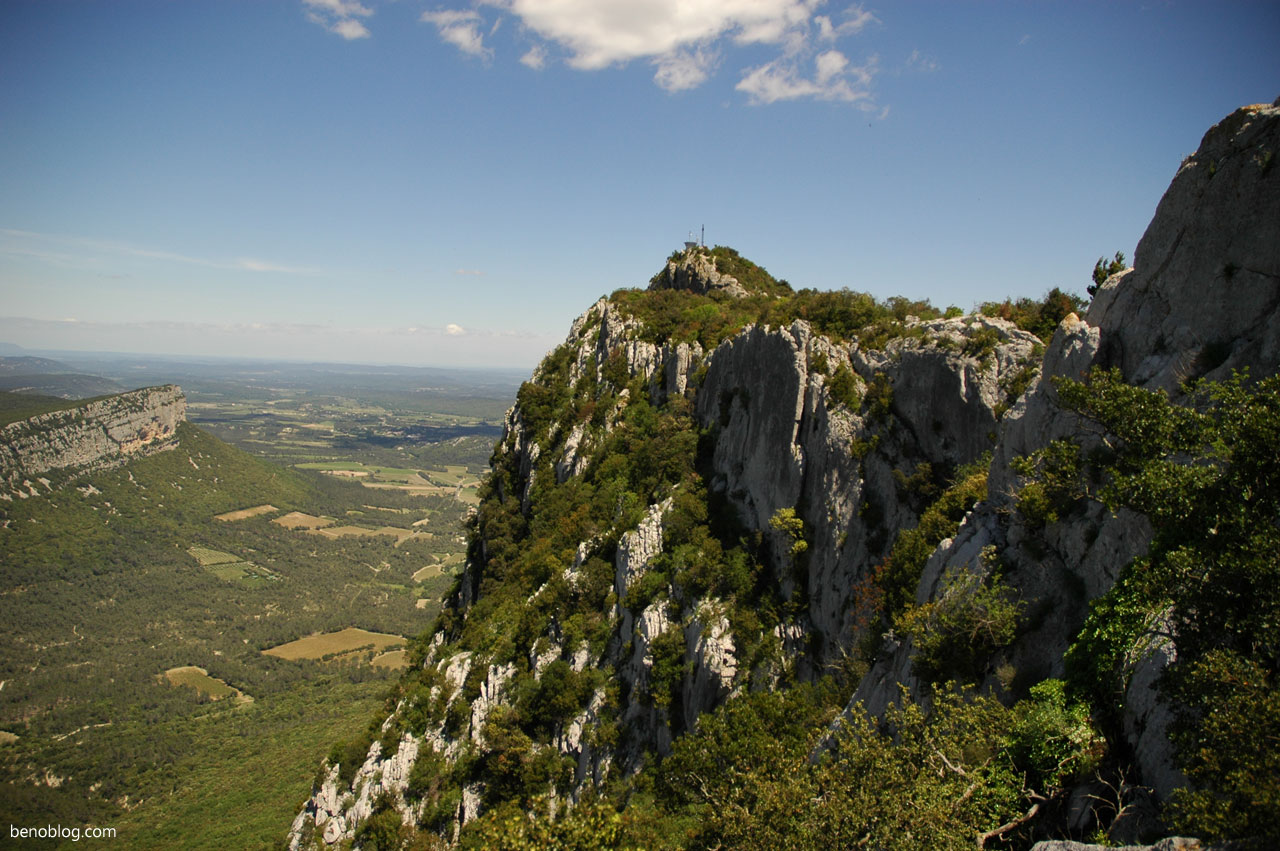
[214, 504, 278, 522]
[412, 564, 443, 583]
[262, 627, 404, 664]
[187, 547, 241, 566]
[371, 650, 408, 670]
[307, 525, 416, 545]
[273, 511, 334, 530]
[163, 666, 251, 703]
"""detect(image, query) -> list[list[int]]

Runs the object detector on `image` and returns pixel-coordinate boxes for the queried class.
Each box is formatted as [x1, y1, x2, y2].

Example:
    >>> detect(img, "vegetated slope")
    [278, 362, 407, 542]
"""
[0, 399, 468, 846]
[290, 100, 1280, 851]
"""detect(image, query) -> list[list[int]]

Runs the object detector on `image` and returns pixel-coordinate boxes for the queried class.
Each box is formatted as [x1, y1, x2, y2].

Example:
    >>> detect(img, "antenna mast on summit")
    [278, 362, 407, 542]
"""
[701, 225, 705, 247]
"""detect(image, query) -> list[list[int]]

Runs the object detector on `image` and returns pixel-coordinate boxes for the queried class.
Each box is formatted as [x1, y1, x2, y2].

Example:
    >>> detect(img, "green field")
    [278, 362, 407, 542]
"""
[412, 564, 443, 582]
[107, 678, 388, 850]
[186, 546, 242, 566]
[207, 562, 281, 584]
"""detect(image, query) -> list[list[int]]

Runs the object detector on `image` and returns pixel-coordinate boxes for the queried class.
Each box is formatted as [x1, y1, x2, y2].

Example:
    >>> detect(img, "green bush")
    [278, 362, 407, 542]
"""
[1089, 251, 1127, 296]
[864, 373, 894, 420]
[897, 562, 1022, 686]
[876, 463, 989, 623]
[826, 364, 860, 409]
[1007, 679, 1104, 792]
[1052, 369, 1280, 843]
[980, 287, 1088, 342]
[1012, 438, 1084, 528]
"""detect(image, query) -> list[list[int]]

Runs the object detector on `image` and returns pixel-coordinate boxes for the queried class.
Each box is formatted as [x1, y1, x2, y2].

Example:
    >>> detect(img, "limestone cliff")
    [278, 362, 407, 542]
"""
[849, 99, 1280, 801]
[288, 100, 1280, 849]
[0, 385, 187, 495]
[288, 272, 1041, 847]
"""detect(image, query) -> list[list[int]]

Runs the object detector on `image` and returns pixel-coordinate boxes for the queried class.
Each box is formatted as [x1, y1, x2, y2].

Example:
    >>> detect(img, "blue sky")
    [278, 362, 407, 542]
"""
[1, 1, 1276, 369]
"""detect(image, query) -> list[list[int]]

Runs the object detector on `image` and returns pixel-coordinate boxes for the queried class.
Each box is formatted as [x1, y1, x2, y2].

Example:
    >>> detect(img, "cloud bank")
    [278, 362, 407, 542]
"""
[311, 1, 882, 106]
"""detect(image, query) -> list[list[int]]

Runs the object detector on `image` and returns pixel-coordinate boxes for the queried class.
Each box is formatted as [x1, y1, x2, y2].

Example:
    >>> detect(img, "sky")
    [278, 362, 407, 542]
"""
[0, 2, 1276, 370]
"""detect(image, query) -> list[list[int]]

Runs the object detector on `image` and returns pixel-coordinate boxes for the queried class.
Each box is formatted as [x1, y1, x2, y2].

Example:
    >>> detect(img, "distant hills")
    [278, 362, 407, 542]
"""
[0, 356, 126, 400]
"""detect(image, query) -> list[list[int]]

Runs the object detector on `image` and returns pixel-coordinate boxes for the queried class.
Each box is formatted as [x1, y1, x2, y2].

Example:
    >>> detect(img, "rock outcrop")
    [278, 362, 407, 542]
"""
[648, 247, 749, 298]
[0, 385, 187, 495]
[854, 98, 1280, 798]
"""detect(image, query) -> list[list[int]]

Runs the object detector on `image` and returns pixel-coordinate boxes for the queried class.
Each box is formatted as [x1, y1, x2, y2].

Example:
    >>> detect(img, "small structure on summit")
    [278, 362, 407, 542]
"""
[684, 225, 705, 252]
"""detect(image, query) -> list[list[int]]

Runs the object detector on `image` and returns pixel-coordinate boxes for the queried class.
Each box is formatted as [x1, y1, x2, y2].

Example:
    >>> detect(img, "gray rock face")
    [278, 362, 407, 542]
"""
[864, 98, 1280, 799]
[649, 248, 748, 298]
[1089, 100, 1280, 393]
[696, 316, 1038, 656]
[615, 498, 673, 606]
[0, 385, 186, 493]
[1030, 839, 1207, 851]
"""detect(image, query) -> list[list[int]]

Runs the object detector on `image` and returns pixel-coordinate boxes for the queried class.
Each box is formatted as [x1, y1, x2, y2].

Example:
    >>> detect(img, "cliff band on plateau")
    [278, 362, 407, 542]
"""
[0, 385, 187, 496]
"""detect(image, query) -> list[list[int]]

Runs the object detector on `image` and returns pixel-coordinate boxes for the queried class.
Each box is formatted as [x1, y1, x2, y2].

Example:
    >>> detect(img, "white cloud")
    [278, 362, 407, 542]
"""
[445, 323, 467, 336]
[303, 0, 373, 40]
[414, 0, 881, 106]
[737, 51, 878, 106]
[653, 47, 718, 92]
[814, 6, 875, 41]
[520, 44, 547, 69]
[815, 48, 847, 85]
[506, 0, 821, 69]
[421, 9, 492, 58]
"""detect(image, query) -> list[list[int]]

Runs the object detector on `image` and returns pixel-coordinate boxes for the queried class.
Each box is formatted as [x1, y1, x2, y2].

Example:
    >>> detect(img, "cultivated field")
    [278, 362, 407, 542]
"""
[214, 504, 279, 522]
[371, 650, 409, 670]
[262, 627, 405, 663]
[163, 666, 251, 703]
[186, 546, 279, 583]
[273, 511, 334, 530]
[187, 546, 242, 566]
[308, 524, 419, 545]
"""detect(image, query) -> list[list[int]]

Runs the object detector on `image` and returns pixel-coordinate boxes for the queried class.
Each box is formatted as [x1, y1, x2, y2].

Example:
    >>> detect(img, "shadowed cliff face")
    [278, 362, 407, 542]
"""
[854, 99, 1280, 799]
[288, 100, 1280, 849]
[0, 385, 187, 495]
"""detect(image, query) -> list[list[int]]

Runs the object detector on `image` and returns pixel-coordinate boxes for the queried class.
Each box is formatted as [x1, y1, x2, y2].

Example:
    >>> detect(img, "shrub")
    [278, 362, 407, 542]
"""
[864, 373, 893, 420]
[897, 562, 1022, 686]
[980, 287, 1088, 342]
[876, 463, 988, 623]
[1007, 679, 1105, 792]
[1051, 369, 1280, 843]
[827, 364, 860, 409]
[1089, 251, 1127, 296]
[1011, 439, 1084, 528]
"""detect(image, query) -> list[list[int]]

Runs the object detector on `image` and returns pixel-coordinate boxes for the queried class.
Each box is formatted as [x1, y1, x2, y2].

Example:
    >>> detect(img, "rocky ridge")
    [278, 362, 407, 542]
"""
[289, 267, 1043, 847]
[0, 385, 187, 497]
[850, 99, 1280, 801]
[288, 100, 1280, 849]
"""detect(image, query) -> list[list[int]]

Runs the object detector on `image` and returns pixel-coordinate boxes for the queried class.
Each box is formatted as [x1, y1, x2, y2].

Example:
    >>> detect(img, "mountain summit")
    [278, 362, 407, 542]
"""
[288, 100, 1280, 851]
